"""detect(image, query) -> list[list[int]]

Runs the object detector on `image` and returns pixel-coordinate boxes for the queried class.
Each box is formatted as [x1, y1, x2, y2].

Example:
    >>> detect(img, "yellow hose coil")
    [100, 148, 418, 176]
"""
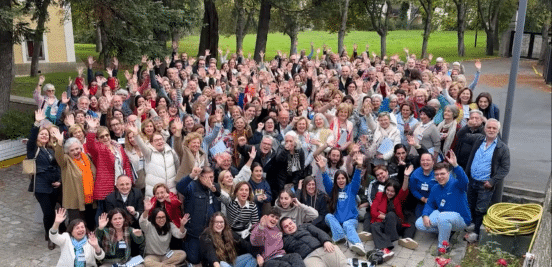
[482, 202, 543, 251]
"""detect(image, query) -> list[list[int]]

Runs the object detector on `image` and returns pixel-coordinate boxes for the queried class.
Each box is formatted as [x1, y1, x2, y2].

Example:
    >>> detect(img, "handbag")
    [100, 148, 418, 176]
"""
[22, 147, 40, 175]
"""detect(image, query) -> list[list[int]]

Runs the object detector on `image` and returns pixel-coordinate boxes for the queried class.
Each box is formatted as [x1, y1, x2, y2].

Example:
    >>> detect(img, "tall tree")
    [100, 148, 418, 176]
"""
[254, 0, 271, 62]
[362, 0, 392, 57]
[538, 0, 552, 65]
[419, 0, 434, 58]
[477, 0, 501, 55]
[26, 0, 52, 77]
[234, 0, 255, 52]
[338, 0, 351, 54]
[198, 0, 219, 59]
[452, 0, 467, 56]
[0, 0, 14, 117]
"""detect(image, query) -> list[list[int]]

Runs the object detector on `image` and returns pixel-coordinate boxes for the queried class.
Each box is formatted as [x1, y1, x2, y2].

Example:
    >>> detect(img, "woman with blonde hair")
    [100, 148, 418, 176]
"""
[326, 103, 354, 153]
[174, 129, 209, 182]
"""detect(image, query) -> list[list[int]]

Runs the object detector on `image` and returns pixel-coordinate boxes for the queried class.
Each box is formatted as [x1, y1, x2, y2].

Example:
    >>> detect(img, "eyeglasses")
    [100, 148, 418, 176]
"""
[214, 221, 224, 225]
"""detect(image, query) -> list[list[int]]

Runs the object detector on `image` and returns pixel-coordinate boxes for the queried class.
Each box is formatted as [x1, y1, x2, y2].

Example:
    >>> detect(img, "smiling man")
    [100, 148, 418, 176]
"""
[105, 175, 144, 228]
[415, 151, 471, 255]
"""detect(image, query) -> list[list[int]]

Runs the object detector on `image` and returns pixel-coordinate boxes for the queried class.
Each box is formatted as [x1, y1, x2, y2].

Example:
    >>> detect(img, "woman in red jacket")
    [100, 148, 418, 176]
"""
[84, 117, 132, 221]
[370, 164, 418, 255]
[148, 183, 183, 227]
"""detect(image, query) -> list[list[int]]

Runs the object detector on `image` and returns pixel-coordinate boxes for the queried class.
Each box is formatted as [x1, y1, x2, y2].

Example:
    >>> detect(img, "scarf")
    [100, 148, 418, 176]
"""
[101, 228, 131, 261]
[437, 119, 457, 154]
[74, 153, 94, 204]
[71, 236, 88, 267]
[287, 151, 301, 174]
[330, 118, 352, 148]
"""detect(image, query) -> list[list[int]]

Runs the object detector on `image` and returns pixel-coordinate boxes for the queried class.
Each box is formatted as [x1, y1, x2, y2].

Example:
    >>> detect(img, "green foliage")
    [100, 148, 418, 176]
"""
[0, 1, 32, 43]
[0, 110, 34, 140]
[460, 243, 523, 267]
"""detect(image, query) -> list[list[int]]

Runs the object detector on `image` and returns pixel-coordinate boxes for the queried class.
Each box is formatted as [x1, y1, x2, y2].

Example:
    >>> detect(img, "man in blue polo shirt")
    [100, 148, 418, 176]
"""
[415, 151, 471, 254]
[464, 119, 510, 241]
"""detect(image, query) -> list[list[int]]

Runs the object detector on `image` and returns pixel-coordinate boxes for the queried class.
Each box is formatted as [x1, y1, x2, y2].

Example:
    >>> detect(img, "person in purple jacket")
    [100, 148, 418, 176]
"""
[415, 151, 471, 255]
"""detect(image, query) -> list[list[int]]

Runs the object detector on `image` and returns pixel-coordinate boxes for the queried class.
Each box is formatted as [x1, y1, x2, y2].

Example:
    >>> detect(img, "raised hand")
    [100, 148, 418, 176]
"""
[259, 215, 269, 227]
[77, 66, 84, 77]
[406, 135, 417, 147]
[112, 57, 119, 68]
[61, 91, 70, 104]
[355, 154, 365, 167]
[180, 213, 190, 226]
[98, 213, 109, 229]
[141, 55, 148, 64]
[248, 146, 257, 159]
[64, 114, 75, 127]
[154, 58, 161, 67]
[51, 127, 63, 142]
[38, 75, 46, 86]
[315, 155, 327, 170]
[237, 136, 247, 147]
[86, 115, 98, 129]
[405, 164, 414, 176]
[205, 49, 210, 57]
[106, 67, 113, 77]
[144, 197, 153, 212]
[133, 64, 139, 74]
[164, 56, 171, 66]
[54, 208, 66, 224]
[87, 232, 99, 247]
[147, 60, 154, 70]
[428, 53, 433, 61]
[35, 108, 46, 122]
[126, 206, 136, 216]
[257, 255, 264, 267]
[445, 150, 458, 167]
[190, 166, 202, 179]
[475, 60, 481, 70]
[132, 229, 143, 236]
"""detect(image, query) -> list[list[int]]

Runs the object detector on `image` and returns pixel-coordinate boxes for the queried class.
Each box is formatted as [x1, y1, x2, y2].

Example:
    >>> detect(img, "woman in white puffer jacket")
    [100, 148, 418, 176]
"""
[128, 123, 180, 197]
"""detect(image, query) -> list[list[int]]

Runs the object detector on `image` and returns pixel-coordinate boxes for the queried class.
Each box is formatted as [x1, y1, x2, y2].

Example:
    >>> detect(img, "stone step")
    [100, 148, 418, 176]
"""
[502, 192, 544, 205]
[503, 185, 546, 199]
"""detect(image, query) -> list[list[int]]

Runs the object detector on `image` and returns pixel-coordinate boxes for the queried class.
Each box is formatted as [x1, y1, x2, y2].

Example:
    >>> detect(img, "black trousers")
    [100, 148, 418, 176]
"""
[35, 192, 58, 240]
[370, 211, 416, 250]
[67, 204, 96, 231]
[264, 253, 306, 267]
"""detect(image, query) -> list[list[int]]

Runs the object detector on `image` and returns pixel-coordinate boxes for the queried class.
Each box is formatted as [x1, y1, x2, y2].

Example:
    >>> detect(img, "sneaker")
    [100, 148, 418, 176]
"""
[437, 246, 451, 256]
[398, 238, 418, 250]
[358, 231, 373, 242]
[464, 232, 479, 243]
[382, 248, 395, 261]
[350, 242, 366, 255]
[334, 236, 346, 244]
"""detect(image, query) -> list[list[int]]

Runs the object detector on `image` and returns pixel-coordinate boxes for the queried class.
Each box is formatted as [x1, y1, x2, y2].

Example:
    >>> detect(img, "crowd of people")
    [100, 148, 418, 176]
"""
[27, 42, 510, 267]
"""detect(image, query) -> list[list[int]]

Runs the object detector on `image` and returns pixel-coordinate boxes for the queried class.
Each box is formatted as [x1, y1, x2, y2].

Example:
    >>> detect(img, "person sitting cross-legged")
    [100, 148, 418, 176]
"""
[415, 151, 471, 255]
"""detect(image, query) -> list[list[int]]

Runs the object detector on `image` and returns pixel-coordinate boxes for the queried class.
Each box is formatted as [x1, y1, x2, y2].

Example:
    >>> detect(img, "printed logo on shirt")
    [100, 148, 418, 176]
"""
[440, 199, 446, 207]
[338, 191, 348, 201]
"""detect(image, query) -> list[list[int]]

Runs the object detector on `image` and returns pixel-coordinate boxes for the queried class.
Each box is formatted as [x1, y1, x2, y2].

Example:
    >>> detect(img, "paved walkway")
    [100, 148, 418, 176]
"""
[0, 163, 467, 267]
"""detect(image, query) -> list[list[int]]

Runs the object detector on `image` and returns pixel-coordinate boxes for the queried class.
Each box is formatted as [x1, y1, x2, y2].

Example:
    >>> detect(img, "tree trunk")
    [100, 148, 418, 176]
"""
[254, 0, 271, 62]
[485, 30, 494, 55]
[421, 4, 432, 58]
[538, 15, 551, 65]
[289, 30, 298, 56]
[380, 32, 387, 57]
[30, 0, 51, 77]
[171, 28, 182, 48]
[338, 0, 350, 55]
[235, 0, 246, 52]
[95, 24, 102, 52]
[198, 0, 219, 60]
[0, 0, 13, 117]
[456, 1, 466, 57]
[99, 23, 109, 68]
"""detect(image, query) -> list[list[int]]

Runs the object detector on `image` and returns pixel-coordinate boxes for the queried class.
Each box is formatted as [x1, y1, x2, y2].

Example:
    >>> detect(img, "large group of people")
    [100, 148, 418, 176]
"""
[27, 42, 510, 267]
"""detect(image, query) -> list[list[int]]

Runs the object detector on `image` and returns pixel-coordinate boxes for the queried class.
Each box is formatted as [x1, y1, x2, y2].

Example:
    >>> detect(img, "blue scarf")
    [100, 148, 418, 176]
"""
[71, 236, 88, 267]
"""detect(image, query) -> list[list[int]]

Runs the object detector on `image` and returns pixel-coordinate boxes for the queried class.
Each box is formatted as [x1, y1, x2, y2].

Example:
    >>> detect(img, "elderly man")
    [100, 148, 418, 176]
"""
[464, 119, 510, 242]
[455, 110, 486, 169]
[280, 218, 348, 267]
[213, 152, 239, 182]
[104, 175, 144, 228]
[338, 65, 353, 93]
[76, 96, 98, 118]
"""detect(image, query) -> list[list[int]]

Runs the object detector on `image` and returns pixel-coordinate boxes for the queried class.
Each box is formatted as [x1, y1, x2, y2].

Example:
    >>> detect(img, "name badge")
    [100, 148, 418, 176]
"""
[165, 250, 174, 258]
[421, 183, 429, 191]
[338, 192, 348, 200]
[138, 159, 145, 170]
[118, 138, 125, 144]
[118, 241, 127, 249]
[365, 188, 369, 196]
[440, 199, 446, 207]
[209, 195, 213, 205]
[378, 185, 385, 192]
[77, 253, 86, 262]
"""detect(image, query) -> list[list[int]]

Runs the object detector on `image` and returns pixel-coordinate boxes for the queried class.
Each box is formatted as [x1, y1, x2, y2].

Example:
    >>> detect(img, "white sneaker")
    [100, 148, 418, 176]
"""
[398, 238, 418, 250]
[350, 242, 366, 255]
[382, 248, 395, 261]
[358, 231, 373, 242]
[465, 232, 479, 243]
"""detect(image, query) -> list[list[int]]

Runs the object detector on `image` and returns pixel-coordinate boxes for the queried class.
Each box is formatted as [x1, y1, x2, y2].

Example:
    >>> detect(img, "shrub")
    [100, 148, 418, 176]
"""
[0, 110, 34, 140]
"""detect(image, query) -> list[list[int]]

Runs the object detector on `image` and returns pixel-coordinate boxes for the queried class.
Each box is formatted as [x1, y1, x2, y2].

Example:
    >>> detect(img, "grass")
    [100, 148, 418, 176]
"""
[13, 30, 492, 98]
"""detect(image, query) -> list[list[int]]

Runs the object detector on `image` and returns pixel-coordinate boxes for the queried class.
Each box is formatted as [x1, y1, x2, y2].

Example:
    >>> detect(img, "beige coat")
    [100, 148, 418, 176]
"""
[174, 135, 210, 182]
[55, 143, 97, 211]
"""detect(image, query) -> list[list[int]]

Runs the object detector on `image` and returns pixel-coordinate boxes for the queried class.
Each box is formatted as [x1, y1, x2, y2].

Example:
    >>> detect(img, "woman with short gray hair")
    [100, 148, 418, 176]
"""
[52, 132, 97, 230]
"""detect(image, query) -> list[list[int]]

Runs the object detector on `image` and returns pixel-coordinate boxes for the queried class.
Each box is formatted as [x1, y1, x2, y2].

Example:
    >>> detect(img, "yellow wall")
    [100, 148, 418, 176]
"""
[13, 5, 68, 64]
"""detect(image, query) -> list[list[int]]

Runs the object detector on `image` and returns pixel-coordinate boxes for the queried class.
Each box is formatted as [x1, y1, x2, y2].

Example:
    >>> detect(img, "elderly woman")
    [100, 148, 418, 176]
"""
[437, 105, 461, 156]
[289, 116, 317, 167]
[34, 76, 60, 123]
[53, 131, 97, 230]
[309, 113, 333, 152]
[326, 103, 354, 152]
[411, 106, 441, 159]
[84, 117, 132, 220]
[50, 208, 105, 266]
[365, 107, 401, 165]
[96, 209, 145, 266]
[174, 130, 210, 182]
[273, 131, 307, 193]
[67, 123, 87, 153]
[28, 109, 62, 250]
[127, 123, 180, 197]
[396, 102, 419, 146]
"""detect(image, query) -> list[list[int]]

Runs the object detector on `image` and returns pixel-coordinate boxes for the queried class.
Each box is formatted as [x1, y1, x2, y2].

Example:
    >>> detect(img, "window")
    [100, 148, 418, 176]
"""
[25, 40, 45, 61]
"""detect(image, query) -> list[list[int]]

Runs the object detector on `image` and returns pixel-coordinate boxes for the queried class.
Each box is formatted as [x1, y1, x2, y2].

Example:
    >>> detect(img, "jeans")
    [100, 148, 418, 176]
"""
[416, 210, 467, 248]
[325, 214, 361, 244]
[220, 253, 257, 267]
[183, 235, 201, 264]
[468, 179, 494, 236]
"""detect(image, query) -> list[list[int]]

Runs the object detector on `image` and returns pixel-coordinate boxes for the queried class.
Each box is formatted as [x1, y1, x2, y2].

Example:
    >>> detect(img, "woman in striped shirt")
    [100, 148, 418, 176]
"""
[219, 181, 260, 240]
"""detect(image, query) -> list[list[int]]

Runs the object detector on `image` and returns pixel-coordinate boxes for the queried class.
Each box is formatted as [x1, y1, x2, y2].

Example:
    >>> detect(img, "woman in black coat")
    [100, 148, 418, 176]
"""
[27, 109, 62, 250]
[296, 176, 330, 232]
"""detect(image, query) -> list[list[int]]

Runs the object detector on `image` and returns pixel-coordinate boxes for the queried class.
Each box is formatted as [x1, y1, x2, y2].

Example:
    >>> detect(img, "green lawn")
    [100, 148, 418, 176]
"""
[13, 30, 491, 98]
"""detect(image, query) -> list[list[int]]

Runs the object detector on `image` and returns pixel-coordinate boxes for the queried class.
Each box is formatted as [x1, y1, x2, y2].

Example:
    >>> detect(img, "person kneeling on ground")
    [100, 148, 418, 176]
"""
[280, 218, 348, 267]
[415, 151, 471, 255]
[250, 208, 306, 267]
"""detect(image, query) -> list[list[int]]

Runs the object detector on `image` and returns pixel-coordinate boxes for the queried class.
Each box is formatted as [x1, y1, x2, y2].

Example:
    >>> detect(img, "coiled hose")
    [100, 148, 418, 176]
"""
[482, 202, 543, 251]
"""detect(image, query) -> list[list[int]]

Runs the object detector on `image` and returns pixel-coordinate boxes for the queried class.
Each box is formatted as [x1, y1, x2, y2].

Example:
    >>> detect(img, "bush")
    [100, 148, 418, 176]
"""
[0, 110, 34, 140]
